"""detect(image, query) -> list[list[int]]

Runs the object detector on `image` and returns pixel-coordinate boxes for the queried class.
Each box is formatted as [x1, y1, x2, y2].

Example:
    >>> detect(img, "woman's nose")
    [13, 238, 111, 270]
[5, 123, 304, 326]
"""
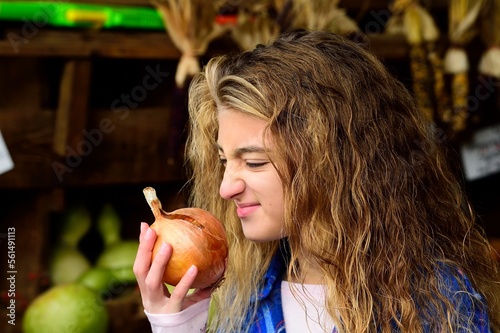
[219, 167, 245, 200]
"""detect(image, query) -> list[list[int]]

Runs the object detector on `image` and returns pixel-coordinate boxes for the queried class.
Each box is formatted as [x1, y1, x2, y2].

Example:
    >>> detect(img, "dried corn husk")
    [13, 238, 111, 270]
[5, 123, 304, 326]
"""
[386, 0, 440, 122]
[387, 2, 440, 71]
[153, 0, 229, 87]
[231, 11, 280, 51]
[409, 46, 435, 121]
[153, 0, 228, 164]
[291, 0, 359, 34]
[236, 0, 272, 13]
[443, 0, 485, 133]
[385, 0, 408, 35]
[426, 42, 452, 127]
[272, 0, 287, 12]
[479, 0, 500, 78]
[225, 0, 280, 51]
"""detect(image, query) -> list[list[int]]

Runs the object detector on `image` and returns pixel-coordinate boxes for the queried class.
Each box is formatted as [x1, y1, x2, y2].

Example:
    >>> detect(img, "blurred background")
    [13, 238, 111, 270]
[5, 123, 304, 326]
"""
[1, 0, 500, 332]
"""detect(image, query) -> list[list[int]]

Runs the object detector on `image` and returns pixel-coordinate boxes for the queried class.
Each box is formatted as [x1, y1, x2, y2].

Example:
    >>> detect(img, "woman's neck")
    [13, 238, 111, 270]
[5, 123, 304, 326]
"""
[286, 254, 325, 285]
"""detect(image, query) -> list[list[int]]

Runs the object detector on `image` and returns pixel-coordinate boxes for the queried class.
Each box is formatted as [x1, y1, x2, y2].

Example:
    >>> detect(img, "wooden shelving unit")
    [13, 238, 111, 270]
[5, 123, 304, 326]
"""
[0, 29, 187, 189]
[0, 29, 182, 59]
[0, 17, 192, 333]
[0, 2, 425, 329]
[3, 2, 496, 333]
[0, 25, 413, 190]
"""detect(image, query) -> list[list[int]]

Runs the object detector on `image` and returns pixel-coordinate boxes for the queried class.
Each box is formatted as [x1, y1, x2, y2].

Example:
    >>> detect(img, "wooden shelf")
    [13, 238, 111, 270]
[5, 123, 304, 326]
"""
[0, 27, 412, 190]
[0, 4, 450, 333]
[0, 27, 411, 59]
[0, 106, 185, 188]
[0, 28, 182, 59]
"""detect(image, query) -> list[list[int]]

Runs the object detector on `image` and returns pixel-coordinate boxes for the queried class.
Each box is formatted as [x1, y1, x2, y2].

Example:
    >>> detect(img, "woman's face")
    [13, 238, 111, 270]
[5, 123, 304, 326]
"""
[217, 106, 286, 242]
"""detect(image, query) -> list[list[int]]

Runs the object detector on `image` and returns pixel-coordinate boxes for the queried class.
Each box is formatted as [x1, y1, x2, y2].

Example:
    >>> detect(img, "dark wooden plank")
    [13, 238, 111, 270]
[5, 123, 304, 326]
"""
[366, 33, 410, 60]
[53, 59, 92, 156]
[0, 110, 56, 188]
[0, 58, 43, 110]
[0, 27, 411, 59]
[0, 30, 409, 59]
[59, 107, 185, 186]
[0, 106, 185, 188]
[0, 29, 181, 59]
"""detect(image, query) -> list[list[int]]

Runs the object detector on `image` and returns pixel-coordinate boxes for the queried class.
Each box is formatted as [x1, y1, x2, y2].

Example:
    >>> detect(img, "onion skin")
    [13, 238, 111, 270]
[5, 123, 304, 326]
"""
[143, 187, 228, 289]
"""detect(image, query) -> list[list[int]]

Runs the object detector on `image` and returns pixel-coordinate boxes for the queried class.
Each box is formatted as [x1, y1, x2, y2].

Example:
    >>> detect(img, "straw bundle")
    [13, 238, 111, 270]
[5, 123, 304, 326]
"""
[444, 0, 485, 132]
[153, 0, 228, 164]
[426, 41, 451, 130]
[479, 0, 500, 78]
[290, 0, 359, 34]
[386, 0, 441, 122]
[231, 12, 280, 51]
[272, 0, 288, 13]
[153, 0, 229, 88]
[229, 1, 281, 51]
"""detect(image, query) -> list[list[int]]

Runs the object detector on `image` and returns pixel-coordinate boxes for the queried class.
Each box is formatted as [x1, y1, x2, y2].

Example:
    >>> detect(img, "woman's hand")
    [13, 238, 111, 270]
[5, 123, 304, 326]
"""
[133, 222, 213, 314]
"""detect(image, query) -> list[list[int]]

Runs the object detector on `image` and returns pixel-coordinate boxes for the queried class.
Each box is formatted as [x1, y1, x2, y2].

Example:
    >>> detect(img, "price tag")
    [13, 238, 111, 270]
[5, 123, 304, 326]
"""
[0, 130, 14, 175]
[461, 124, 500, 181]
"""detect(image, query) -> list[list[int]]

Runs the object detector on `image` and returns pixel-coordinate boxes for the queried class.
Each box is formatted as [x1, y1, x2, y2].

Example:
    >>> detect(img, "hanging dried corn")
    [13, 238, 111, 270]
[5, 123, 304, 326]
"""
[274, 0, 294, 31]
[426, 38, 451, 128]
[386, 0, 440, 123]
[478, 0, 500, 79]
[444, 0, 485, 133]
[229, 1, 280, 51]
[290, 0, 359, 34]
[153, 0, 228, 164]
[153, 0, 229, 88]
[272, 0, 288, 13]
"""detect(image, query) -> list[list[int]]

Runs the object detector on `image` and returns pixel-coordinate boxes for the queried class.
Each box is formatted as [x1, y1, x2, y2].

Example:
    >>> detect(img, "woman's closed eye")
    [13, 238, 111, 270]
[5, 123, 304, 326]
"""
[218, 157, 268, 169]
[246, 161, 268, 169]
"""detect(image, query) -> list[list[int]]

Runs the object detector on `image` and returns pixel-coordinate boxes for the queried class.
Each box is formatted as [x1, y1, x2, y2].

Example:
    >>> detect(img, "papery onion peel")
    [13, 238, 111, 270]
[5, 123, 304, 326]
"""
[143, 187, 228, 288]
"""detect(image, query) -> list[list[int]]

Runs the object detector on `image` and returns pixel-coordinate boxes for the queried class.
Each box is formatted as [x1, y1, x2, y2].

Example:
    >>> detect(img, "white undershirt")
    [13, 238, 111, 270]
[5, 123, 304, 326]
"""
[281, 281, 336, 333]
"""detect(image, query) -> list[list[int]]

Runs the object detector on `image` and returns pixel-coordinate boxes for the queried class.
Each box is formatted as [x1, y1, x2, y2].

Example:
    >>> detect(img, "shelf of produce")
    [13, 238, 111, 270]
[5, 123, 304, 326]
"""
[0, 3, 445, 333]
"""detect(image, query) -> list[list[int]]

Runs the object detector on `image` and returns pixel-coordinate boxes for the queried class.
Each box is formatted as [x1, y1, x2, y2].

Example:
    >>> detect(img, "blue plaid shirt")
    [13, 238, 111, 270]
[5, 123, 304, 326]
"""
[242, 247, 491, 333]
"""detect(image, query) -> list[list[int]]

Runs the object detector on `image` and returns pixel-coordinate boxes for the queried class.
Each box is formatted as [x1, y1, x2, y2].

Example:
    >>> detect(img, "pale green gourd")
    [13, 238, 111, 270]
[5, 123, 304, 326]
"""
[95, 204, 139, 284]
[49, 204, 92, 285]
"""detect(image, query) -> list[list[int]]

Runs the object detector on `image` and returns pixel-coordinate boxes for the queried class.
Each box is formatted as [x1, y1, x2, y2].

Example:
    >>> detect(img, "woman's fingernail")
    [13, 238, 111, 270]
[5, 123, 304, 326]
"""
[159, 242, 169, 255]
[187, 265, 196, 275]
[145, 227, 153, 240]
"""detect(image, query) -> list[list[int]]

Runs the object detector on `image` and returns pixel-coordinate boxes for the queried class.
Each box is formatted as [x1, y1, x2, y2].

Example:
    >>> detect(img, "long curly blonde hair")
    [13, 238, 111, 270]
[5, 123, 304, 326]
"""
[186, 29, 500, 332]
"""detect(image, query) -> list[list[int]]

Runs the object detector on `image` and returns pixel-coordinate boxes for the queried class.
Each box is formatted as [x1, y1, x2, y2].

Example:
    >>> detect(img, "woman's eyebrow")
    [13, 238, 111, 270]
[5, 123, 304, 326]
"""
[216, 143, 267, 157]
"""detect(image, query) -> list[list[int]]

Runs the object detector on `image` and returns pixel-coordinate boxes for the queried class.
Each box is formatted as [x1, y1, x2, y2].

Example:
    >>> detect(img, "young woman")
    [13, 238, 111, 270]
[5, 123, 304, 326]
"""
[134, 30, 500, 332]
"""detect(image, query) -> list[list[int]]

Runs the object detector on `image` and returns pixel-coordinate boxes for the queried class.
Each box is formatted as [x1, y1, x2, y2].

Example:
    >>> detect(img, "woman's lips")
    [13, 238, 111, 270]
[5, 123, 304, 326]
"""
[236, 204, 259, 218]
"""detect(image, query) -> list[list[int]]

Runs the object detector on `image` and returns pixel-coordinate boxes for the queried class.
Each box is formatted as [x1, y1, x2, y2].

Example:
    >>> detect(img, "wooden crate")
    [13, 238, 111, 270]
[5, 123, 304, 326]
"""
[0, 24, 187, 333]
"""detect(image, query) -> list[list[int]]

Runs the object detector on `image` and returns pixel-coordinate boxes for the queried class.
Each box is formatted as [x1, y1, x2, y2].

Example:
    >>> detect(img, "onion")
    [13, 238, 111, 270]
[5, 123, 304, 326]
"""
[143, 187, 228, 288]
